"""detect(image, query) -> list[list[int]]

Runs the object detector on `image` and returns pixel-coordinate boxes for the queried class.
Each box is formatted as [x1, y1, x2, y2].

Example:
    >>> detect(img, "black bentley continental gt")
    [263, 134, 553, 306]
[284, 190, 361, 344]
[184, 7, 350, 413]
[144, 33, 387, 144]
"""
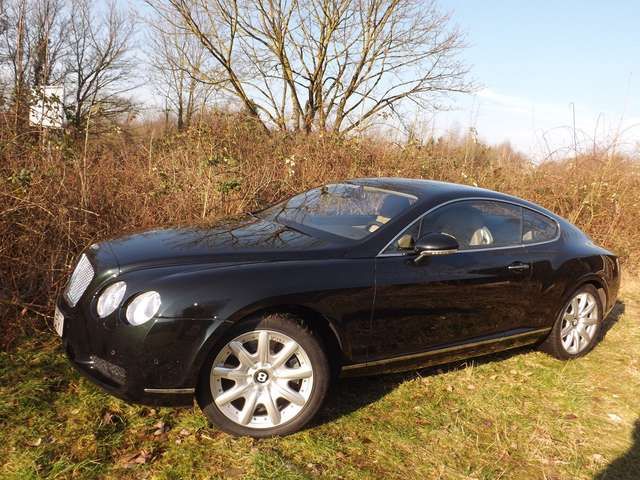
[55, 178, 620, 436]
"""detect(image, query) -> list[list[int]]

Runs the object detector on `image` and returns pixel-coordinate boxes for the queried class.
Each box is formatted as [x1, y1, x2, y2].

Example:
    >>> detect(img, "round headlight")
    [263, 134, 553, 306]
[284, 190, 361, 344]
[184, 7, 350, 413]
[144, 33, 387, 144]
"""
[96, 281, 126, 318]
[126, 291, 161, 326]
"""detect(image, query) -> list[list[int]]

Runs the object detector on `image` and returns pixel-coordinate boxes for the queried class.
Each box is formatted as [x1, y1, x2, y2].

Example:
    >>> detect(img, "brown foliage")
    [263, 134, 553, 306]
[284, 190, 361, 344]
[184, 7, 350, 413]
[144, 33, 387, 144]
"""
[1, 111, 639, 347]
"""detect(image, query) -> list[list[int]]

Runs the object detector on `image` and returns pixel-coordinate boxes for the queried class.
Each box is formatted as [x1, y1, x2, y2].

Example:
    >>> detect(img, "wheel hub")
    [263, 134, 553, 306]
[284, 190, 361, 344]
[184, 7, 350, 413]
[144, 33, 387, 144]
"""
[253, 369, 270, 384]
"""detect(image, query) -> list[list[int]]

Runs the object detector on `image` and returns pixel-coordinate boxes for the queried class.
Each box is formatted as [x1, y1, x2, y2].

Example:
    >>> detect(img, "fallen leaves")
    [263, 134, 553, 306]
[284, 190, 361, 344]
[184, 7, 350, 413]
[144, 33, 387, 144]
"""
[26, 437, 42, 447]
[102, 411, 114, 424]
[176, 428, 192, 443]
[152, 421, 169, 436]
[118, 449, 152, 468]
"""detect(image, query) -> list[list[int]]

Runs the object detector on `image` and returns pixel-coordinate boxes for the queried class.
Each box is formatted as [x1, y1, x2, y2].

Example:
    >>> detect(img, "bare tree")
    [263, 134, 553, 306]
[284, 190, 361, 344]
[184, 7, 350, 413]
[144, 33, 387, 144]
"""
[147, 15, 218, 129]
[1, 0, 29, 132]
[65, 0, 137, 130]
[149, 0, 472, 133]
[0, 0, 67, 133]
[29, 0, 67, 89]
[0, 0, 10, 121]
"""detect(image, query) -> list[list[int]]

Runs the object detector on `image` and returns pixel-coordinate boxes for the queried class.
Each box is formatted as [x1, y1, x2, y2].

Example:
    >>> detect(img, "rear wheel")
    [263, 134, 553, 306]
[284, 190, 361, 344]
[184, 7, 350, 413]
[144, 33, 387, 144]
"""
[197, 313, 330, 437]
[541, 284, 603, 359]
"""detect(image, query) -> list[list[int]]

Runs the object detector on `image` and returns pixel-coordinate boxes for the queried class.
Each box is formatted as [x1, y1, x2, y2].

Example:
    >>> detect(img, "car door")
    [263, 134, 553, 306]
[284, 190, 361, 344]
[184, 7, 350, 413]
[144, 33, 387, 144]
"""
[369, 199, 539, 363]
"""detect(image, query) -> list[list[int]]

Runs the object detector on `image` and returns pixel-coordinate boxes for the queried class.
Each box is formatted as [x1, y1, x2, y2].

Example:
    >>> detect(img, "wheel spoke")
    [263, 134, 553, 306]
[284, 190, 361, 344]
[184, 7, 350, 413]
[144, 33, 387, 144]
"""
[257, 331, 269, 364]
[571, 329, 581, 351]
[272, 382, 305, 406]
[561, 322, 573, 337]
[577, 324, 592, 344]
[582, 316, 598, 326]
[271, 341, 298, 369]
[262, 388, 281, 425]
[213, 366, 247, 381]
[275, 365, 313, 380]
[229, 341, 254, 368]
[571, 298, 580, 314]
[215, 383, 251, 406]
[582, 301, 596, 317]
[567, 328, 580, 353]
[239, 388, 258, 425]
[577, 294, 588, 314]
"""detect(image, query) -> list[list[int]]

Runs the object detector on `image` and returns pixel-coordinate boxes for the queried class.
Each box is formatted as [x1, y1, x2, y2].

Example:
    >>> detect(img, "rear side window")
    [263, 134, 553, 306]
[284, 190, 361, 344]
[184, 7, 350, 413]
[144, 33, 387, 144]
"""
[421, 200, 522, 250]
[522, 209, 558, 244]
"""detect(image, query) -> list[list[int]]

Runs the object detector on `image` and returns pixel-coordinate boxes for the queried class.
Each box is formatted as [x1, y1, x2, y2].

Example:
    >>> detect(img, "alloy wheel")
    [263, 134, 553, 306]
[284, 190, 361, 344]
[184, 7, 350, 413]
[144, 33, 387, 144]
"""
[210, 329, 314, 429]
[560, 292, 599, 354]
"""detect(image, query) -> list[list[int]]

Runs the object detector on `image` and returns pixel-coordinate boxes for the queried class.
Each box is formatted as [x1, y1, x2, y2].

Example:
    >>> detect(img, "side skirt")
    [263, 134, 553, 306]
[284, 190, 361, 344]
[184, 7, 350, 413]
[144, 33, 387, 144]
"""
[340, 327, 551, 377]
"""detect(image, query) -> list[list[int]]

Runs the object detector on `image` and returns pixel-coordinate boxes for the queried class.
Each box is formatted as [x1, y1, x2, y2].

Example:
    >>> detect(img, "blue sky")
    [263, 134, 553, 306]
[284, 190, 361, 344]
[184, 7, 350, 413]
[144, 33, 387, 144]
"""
[433, 0, 640, 157]
[134, 0, 640, 158]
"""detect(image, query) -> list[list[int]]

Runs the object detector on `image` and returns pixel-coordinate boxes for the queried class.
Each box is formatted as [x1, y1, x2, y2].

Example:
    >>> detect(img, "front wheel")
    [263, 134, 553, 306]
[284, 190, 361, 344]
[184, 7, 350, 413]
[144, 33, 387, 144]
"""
[197, 313, 330, 437]
[541, 284, 603, 360]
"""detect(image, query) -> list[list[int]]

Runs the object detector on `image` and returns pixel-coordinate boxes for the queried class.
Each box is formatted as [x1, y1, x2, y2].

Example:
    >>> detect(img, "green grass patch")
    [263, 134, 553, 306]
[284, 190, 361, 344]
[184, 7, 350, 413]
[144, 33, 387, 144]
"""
[1, 283, 639, 479]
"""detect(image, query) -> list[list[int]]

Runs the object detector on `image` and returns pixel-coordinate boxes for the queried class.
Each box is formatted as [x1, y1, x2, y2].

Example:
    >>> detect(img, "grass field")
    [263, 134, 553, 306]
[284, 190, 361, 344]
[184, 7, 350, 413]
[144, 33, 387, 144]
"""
[1, 279, 639, 480]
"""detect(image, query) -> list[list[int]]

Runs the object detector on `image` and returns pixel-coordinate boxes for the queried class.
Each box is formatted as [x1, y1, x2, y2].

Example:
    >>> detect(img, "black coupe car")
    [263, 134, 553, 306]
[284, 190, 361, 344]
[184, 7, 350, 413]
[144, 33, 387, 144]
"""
[55, 178, 620, 437]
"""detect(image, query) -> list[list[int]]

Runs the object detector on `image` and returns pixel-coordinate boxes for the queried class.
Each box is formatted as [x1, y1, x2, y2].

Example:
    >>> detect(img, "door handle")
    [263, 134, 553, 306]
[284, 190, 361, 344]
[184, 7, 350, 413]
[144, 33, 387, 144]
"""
[508, 262, 530, 272]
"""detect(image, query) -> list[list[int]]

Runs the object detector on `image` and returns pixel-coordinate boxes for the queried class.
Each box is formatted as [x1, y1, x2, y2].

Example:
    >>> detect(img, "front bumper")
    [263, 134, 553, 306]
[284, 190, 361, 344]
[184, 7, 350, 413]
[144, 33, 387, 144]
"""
[57, 297, 216, 407]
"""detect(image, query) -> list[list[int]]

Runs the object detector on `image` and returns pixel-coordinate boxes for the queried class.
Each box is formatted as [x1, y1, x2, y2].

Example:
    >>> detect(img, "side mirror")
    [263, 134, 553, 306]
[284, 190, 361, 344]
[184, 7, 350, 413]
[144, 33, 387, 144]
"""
[414, 232, 459, 260]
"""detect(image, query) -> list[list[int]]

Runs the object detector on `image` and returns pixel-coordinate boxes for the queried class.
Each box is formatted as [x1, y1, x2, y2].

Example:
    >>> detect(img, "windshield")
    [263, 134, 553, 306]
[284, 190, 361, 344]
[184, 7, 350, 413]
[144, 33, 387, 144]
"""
[261, 183, 417, 240]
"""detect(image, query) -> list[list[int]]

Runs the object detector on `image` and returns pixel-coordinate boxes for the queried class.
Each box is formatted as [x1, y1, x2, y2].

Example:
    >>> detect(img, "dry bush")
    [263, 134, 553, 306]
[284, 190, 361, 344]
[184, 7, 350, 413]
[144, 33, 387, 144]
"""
[1, 111, 639, 347]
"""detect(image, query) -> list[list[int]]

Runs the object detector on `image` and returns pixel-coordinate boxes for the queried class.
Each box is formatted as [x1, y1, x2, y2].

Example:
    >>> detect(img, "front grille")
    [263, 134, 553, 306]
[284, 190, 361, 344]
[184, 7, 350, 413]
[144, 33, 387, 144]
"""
[64, 254, 94, 307]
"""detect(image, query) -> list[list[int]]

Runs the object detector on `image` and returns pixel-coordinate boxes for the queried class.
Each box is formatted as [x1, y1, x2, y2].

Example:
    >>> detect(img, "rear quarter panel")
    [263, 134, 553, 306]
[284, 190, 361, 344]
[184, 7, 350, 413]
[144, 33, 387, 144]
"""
[525, 221, 619, 327]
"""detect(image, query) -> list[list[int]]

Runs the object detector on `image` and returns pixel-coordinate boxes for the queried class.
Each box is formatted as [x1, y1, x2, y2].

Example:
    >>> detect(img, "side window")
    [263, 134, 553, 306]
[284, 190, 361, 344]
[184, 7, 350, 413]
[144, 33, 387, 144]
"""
[421, 200, 522, 250]
[522, 209, 558, 244]
[384, 220, 421, 254]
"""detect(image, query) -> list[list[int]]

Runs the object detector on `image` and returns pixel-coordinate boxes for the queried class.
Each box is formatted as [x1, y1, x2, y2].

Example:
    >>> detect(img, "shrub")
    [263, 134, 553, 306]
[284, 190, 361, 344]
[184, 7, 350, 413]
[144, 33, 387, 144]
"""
[1, 112, 638, 347]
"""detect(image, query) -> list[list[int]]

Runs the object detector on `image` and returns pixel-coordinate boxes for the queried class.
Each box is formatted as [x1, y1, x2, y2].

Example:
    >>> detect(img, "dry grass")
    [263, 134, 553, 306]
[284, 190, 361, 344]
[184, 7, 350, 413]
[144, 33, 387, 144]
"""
[1, 111, 640, 346]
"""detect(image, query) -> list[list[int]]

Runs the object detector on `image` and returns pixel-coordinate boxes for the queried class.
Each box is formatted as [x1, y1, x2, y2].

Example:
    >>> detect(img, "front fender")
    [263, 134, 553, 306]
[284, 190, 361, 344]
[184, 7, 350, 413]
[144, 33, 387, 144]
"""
[124, 258, 375, 388]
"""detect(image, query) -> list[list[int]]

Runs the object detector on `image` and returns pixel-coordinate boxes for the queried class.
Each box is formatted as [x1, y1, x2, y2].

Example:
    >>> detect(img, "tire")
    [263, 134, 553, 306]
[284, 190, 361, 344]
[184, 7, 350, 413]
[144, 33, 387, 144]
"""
[196, 312, 330, 437]
[540, 284, 603, 360]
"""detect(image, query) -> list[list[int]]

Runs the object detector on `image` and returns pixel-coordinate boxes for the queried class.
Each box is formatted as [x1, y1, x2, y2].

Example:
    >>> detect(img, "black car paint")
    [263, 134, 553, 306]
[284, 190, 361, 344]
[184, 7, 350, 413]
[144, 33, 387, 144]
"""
[57, 178, 620, 406]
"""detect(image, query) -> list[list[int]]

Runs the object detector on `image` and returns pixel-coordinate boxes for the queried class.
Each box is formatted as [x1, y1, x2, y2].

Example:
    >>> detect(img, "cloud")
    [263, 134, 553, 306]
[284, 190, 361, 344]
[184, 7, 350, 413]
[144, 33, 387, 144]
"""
[452, 88, 640, 158]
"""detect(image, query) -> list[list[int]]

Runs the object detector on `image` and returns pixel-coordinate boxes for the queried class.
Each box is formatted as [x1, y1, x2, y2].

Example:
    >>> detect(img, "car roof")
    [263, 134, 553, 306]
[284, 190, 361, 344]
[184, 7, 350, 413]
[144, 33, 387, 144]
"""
[349, 177, 561, 220]
[349, 177, 485, 199]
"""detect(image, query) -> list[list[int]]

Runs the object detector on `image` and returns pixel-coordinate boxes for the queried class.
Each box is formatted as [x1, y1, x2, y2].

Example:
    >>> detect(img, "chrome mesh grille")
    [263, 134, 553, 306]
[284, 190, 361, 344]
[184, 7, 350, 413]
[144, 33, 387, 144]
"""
[90, 355, 126, 384]
[64, 254, 94, 307]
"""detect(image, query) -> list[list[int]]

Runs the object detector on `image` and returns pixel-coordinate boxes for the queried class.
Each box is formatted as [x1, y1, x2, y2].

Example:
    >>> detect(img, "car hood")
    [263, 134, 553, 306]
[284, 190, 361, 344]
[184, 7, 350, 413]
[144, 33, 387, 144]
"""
[101, 216, 345, 272]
